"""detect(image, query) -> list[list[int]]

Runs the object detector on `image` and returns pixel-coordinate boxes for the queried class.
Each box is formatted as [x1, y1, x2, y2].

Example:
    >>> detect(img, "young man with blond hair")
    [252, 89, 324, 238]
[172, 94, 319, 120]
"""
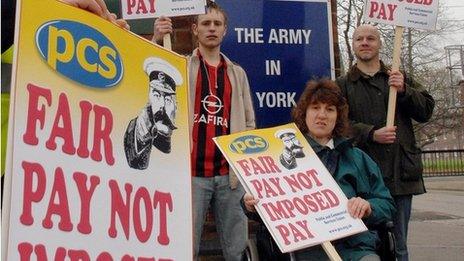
[153, 1, 255, 260]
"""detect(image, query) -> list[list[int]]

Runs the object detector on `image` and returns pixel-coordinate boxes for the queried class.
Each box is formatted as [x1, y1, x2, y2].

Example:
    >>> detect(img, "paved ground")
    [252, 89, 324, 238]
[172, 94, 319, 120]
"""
[409, 176, 464, 261]
[422, 176, 464, 192]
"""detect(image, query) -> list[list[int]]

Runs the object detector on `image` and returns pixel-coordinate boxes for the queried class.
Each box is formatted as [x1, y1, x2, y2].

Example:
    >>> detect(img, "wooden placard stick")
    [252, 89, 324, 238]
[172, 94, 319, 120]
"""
[322, 241, 342, 261]
[386, 26, 404, 127]
[163, 34, 172, 51]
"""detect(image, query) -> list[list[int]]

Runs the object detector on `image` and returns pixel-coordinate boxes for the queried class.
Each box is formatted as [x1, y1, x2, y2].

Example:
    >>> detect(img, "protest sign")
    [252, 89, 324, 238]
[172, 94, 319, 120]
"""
[364, 0, 439, 30]
[2, 0, 192, 259]
[120, 0, 206, 20]
[120, 0, 205, 54]
[363, 0, 439, 127]
[217, 0, 335, 128]
[214, 123, 367, 253]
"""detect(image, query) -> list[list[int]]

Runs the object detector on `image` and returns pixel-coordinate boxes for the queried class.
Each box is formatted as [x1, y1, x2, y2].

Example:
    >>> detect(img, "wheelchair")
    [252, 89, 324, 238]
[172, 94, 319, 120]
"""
[241, 221, 396, 261]
[371, 221, 396, 261]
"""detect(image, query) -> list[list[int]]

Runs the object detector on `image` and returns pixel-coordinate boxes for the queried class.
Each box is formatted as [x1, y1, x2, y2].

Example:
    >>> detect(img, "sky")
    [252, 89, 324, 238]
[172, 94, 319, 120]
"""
[439, 0, 464, 82]
[439, 0, 464, 47]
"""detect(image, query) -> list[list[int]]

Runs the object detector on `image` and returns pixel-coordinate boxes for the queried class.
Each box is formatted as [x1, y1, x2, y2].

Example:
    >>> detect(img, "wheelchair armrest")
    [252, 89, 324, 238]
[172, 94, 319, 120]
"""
[367, 220, 394, 232]
[370, 221, 396, 261]
[385, 221, 394, 230]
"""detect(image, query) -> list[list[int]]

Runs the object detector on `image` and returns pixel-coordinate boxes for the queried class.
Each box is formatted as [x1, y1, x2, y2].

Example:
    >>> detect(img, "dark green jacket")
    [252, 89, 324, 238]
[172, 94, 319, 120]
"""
[302, 136, 395, 261]
[336, 63, 435, 195]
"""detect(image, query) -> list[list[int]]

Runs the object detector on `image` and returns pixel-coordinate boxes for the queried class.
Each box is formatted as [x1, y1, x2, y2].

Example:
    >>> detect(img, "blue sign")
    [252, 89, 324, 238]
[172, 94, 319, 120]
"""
[217, 0, 334, 128]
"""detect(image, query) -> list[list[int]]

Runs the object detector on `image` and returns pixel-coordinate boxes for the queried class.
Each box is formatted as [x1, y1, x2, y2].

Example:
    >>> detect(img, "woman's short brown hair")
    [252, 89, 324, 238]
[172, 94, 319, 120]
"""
[292, 79, 350, 138]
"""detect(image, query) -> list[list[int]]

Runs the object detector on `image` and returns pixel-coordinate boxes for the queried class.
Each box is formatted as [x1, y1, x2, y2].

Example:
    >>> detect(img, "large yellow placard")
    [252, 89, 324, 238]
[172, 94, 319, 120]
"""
[2, 0, 192, 259]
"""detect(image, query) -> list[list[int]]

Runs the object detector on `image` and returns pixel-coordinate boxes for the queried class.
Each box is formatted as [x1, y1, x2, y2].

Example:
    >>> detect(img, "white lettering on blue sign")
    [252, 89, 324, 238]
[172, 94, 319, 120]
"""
[268, 29, 311, 44]
[235, 28, 264, 43]
[234, 28, 311, 44]
[265, 60, 281, 75]
[256, 92, 296, 108]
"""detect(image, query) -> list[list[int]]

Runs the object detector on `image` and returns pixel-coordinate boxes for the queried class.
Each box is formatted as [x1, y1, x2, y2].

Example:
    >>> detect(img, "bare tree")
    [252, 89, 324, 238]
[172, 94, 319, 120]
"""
[413, 68, 464, 148]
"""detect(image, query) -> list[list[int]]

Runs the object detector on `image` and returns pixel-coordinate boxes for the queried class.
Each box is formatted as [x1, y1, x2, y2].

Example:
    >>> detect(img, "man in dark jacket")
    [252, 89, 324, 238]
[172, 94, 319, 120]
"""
[336, 25, 435, 261]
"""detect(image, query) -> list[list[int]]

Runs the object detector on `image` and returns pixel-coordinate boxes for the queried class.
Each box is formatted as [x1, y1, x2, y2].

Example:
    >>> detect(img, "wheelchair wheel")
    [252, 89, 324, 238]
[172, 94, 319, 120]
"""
[242, 238, 259, 261]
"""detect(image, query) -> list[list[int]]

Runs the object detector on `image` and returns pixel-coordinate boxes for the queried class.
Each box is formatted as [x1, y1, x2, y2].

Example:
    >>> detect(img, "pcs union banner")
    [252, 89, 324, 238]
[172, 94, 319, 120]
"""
[2, 0, 192, 260]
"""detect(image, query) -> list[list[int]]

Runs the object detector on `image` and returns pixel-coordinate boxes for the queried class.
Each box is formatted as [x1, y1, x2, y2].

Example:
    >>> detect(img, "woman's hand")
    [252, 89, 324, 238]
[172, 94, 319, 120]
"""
[243, 193, 259, 213]
[347, 197, 372, 219]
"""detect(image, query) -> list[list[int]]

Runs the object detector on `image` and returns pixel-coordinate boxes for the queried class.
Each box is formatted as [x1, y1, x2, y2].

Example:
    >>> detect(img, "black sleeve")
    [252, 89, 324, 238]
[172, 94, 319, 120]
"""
[123, 118, 152, 170]
[397, 75, 435, 123]
[2, 0, 16, 52]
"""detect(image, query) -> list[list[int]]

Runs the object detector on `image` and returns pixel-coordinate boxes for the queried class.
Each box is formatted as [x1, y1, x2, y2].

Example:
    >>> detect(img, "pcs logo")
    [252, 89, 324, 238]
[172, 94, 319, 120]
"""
[229, 135, 268, 154]
[36, 20, 123, 88]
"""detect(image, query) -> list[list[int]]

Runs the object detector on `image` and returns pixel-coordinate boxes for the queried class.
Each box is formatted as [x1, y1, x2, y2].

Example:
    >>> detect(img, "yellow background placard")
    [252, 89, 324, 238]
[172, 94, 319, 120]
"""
[2, 0, 192, 259]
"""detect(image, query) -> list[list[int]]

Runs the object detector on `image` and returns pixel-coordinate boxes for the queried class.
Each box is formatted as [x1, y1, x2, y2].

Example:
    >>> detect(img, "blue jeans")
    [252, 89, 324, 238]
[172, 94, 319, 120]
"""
[393, 195, 413, 261]
[192, 176, 247, 261]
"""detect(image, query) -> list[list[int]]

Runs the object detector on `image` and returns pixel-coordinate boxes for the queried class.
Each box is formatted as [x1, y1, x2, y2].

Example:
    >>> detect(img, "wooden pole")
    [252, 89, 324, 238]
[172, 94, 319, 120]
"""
[386, 26, 404, 127]
[322, 241, 342, 261]
[163, 34, 172, 50]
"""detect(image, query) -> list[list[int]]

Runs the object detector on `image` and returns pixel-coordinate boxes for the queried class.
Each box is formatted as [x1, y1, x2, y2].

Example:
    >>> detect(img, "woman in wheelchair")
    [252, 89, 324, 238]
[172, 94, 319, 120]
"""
[242, 79, 396, 261]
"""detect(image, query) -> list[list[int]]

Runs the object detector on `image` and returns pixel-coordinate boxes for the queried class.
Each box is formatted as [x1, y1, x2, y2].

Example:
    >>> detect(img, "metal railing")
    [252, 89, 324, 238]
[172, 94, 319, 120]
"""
[422, 149, 464, 177]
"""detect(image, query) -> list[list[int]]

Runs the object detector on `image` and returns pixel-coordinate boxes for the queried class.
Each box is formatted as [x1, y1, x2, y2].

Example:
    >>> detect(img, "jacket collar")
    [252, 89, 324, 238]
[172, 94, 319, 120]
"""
[196, 49, 228, 69]
[304, 135, 353, 176]
[347, 60, 390, 82]
[191, 47, 234, 68]
[304, 134, 353, 153]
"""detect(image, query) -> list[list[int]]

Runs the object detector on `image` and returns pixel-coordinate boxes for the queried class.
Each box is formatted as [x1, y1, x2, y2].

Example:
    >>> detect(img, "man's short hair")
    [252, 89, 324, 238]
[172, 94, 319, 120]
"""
[192, 0, 228, 25]
[352, 24, 381, 44]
